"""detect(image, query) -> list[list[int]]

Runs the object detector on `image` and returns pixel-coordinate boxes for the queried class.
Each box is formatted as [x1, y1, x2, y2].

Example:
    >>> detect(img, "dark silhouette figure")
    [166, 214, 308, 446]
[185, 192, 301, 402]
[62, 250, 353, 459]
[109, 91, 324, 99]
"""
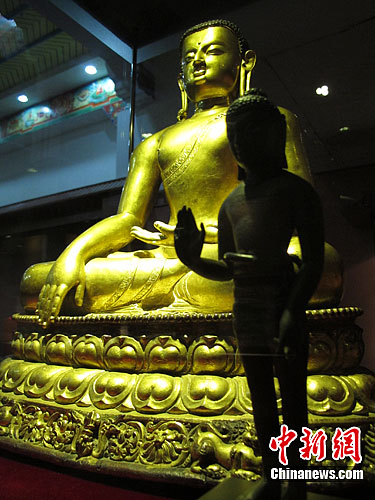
[174, 89, 324, 499]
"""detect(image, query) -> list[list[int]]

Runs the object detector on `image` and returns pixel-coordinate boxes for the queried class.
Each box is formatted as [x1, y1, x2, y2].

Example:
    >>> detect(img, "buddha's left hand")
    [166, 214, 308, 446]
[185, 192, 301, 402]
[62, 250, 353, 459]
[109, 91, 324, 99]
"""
[130, 221, 175, 246]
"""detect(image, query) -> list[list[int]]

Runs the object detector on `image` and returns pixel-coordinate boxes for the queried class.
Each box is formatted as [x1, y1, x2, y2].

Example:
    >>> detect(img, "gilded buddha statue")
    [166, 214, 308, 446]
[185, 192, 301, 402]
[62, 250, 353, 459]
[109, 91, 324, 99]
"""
[20, 20, 343, 327]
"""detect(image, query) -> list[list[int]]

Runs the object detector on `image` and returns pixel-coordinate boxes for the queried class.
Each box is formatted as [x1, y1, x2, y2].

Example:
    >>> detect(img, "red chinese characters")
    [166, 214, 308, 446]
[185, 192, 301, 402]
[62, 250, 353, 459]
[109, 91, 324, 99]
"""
[269, 424, 298, 466]
[270, 426, 362, 465]
[299, 427, 327, 461]
[331, 427, 362, 464]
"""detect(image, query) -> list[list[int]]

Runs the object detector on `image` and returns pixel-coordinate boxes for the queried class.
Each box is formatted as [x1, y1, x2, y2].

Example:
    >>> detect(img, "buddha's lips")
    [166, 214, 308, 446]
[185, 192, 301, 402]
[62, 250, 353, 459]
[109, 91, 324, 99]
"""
[193, 69, 206, 77]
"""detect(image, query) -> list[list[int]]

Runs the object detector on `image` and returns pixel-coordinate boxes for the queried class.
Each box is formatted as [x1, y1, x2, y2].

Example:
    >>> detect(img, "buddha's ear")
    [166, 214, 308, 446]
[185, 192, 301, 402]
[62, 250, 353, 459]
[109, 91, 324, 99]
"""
[243, 50, 256, 71]
[239, 50, 256, 96]
[177, 75, 188, 121]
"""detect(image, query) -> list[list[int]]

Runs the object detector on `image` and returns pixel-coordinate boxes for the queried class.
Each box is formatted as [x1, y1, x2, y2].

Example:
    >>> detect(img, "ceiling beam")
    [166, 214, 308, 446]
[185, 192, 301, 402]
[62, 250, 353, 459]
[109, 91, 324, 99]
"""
[27, 0, 132, 64]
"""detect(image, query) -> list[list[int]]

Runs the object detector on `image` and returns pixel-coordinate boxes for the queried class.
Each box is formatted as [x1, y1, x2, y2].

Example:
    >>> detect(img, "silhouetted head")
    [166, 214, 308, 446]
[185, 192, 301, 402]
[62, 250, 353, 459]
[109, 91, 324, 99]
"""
[226, 89, 287, 181]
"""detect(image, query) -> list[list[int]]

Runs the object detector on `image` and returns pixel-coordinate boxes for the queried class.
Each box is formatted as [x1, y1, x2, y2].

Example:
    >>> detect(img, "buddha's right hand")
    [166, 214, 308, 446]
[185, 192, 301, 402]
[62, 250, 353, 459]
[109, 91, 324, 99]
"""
[36, 254, 86, 328]
[175, 206, 205, 266]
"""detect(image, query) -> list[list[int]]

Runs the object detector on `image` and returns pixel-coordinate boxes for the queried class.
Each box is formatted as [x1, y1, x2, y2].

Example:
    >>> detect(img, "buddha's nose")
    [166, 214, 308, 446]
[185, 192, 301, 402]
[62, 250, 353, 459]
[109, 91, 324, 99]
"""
[193, 50, 205, 65]
[193, 56, 205, 69]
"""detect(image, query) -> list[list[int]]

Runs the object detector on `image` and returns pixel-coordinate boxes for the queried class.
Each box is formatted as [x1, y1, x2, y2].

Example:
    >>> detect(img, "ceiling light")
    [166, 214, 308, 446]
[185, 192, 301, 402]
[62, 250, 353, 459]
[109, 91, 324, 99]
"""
[104, 78, 115, 93]
[339, 126, 349, 132]
[17, 94, 28, 102]
[27, 168, 38, 173]
[315, 85, 329, 96]
[41, 106, 51, 113]
[85, 65, 97, 75]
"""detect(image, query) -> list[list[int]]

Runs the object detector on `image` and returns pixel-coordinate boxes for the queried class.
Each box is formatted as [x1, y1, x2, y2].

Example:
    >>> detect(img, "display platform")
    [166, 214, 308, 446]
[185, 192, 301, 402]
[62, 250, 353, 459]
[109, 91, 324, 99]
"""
[0, 307, 374, 490]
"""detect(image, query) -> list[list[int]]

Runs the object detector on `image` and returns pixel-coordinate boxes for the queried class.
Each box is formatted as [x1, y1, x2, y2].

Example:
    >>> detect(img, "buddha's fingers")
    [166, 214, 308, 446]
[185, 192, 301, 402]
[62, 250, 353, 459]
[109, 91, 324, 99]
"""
[49, 284, 69, 321]
[153, 221, 175, 235]
[130, 226, 165, 244]
[36, 283, 50, 318]
[40, 284, 57, 326]
[36, 283, 67, 328]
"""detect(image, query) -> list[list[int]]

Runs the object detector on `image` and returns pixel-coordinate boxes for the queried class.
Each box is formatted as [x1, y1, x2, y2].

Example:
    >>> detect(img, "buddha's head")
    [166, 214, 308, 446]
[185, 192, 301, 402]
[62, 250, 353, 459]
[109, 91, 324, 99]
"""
[226, 89, 287, 180]
[178, 20, 256, 117]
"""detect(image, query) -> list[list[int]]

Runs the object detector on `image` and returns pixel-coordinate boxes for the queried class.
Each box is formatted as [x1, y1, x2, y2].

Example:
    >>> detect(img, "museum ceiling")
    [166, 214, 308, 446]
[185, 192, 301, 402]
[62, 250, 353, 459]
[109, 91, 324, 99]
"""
[0, 0, 374, 176]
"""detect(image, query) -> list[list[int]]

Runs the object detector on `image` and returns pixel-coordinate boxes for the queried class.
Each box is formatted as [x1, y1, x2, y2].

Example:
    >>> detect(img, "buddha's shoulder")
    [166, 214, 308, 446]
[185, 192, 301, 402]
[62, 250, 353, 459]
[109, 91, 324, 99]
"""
[132, 124, 174, 155]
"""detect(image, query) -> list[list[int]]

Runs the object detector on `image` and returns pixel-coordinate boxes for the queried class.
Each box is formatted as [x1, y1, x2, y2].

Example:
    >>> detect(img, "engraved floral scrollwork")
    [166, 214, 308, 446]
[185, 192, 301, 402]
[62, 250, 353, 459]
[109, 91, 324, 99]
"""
[104, 336, 144, 372]
[187, 335, 235, 374]
[89, 372, 137, 411]
[72, 411, 99, 458]
[139, 420, 190, 466]
[0, 398, 21, 435]
[181, 375, 235, 415]
[97, 419, 143, 461]
[145, 336, 187, 373]
[16, 405, 50, 442]
[43, 411, 78, 451]
[72, 335, 105, 369]
[132, 374, 180, 413]
[307, 375, 355, 415]
[44, 334, 74, 366]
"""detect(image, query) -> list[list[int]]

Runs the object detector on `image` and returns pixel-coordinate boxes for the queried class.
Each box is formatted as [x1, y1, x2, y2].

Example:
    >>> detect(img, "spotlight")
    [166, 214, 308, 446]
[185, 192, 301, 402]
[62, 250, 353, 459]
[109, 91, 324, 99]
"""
[17, 94, 28, 102]
[85, 65, 97, 75]
[316, 85, 329, 96]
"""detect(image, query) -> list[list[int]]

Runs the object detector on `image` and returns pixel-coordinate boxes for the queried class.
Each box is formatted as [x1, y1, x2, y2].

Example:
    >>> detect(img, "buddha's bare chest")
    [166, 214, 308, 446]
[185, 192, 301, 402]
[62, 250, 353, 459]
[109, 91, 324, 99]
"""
[157, 113, 234, 173]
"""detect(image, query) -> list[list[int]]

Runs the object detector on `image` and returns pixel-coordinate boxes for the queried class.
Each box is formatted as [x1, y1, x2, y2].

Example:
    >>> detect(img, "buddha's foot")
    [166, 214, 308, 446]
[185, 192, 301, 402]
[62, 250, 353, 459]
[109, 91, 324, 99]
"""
[149, 298, 227, 315]
[95, 303, 145, 315]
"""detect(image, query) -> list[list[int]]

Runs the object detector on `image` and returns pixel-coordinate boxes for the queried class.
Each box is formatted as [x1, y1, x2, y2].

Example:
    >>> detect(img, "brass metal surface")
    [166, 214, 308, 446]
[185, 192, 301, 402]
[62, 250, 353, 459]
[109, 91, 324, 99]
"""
[20, 25, 343, 326]
[11, 307, 364, 375]
[0, 394, 374, 484]
[1, 309, 374, 485]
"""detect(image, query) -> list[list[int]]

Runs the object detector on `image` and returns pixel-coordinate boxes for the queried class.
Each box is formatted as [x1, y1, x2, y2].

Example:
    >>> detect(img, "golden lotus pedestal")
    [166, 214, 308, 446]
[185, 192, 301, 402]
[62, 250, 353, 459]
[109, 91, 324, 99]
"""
[0, 308, 374, 489]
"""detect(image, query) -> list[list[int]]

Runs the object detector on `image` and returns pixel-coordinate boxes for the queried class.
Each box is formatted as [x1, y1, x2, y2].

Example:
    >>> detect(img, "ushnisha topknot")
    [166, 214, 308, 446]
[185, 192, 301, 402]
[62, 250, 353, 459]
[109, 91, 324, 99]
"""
[179, 19, 250, 60]
[226, 88, 282, 124]
[226, 88, 288, 172]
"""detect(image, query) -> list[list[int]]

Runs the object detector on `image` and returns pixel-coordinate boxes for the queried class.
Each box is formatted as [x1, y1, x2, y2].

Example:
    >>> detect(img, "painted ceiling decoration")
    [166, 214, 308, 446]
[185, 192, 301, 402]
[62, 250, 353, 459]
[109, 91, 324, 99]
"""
[0, 76, 123, 142]
[0, 0, 88, 94]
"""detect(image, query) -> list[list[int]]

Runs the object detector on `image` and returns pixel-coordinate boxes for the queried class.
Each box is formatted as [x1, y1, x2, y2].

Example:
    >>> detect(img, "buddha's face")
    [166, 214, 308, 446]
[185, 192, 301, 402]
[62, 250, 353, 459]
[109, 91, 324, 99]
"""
[181, 27, 242, 102]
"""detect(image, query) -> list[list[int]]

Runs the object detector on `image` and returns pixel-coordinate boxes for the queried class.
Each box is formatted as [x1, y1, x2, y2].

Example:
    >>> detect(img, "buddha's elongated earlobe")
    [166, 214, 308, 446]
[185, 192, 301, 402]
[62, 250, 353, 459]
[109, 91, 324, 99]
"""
[239, 50, 256, 96]
[177, 76, 188, 121]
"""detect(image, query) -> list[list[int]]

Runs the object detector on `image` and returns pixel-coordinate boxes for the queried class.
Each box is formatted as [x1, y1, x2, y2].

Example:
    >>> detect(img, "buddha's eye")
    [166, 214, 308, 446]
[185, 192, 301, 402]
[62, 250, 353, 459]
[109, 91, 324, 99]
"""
[184, 52, 195, 63]
[206, 46, 224, 56]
